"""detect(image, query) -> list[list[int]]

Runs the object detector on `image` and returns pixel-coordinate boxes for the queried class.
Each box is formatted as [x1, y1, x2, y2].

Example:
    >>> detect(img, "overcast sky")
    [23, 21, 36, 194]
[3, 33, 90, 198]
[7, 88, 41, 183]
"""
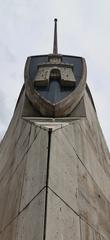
[0, 0, 110, 149]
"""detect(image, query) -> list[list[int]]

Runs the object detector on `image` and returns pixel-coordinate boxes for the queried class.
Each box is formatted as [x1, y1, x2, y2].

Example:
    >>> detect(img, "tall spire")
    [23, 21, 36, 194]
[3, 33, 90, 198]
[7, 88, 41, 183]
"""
[53, 18, 58, 54]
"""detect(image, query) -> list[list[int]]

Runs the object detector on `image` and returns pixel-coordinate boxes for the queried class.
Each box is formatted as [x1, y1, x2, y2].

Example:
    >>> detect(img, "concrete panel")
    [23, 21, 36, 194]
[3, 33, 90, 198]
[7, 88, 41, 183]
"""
[100, 236, 108, 240]
[17, 189, 46, 240]
[77, 161, 110, 239]
[84, 91, 99, 138]
[46, 189, 80, 240]
[59, 122, 110, 205]
[76, 121, 110, 205]
[80, 219, 104, 240]
[59, 122, 99, 168]
[96, 123, 110, 179]
[0, 135, 16, 181]
[80, 219, 94, 240]
[0, 121, 31, 184]
[0, 169, 12, 231]
[20, 129, 48, 210]
[0, 159, 26, 230]
[0, 85, 110, 240]
[74, 123, 100, 171]
[93, 231, 102, 240]
[0, 219, 17, 240]
[79, 115, 110, 180]
[0, 91, 25, 153]
[75, 120, 110, 203]
[54, 122, 110, 238]
[84, 91, 106, 168]
[28, 123, 41, 146]
[14, 122, 31, 171]
[77, 118, 97, 145]
[49, 129, 78, 213]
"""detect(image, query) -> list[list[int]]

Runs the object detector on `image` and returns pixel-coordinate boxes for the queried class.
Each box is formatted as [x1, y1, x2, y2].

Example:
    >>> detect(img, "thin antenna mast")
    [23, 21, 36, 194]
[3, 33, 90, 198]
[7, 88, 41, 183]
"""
[53, 18, 58, 54]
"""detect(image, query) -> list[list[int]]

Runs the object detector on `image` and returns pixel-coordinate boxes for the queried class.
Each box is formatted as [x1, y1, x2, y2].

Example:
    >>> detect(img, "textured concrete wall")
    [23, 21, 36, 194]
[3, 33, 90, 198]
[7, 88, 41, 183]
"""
[0, 92, 48, 239]
[0, 89, 110, 239]
[46, 90, 110, 240]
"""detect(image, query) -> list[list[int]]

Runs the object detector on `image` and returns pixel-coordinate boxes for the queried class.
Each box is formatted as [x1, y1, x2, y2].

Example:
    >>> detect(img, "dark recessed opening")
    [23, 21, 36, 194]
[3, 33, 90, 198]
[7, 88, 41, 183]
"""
[50, 69, 61, 80]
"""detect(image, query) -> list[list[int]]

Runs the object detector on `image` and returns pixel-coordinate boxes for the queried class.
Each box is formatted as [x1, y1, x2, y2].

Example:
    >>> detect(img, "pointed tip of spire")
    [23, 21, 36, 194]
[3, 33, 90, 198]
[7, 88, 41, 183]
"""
[53, 18, 58, 54]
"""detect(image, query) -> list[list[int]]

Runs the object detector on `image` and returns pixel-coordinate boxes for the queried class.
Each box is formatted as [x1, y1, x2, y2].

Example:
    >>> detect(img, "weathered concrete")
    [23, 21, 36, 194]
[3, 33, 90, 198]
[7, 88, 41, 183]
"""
[80, 220, 94, 240]
[20, 128, 48, 210]
[17, 189, 46, 240]
[48, 128, 78, 212]
[77, 160, 110, 239]
[0, 85, 110, 240]
[46, 189, 80, 240]
[0, 219, 17, 240]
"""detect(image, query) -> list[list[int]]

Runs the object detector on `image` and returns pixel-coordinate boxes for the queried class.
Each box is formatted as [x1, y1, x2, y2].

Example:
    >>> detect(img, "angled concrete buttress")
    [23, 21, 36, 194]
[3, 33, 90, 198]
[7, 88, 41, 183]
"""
[0, 19, 110, 240]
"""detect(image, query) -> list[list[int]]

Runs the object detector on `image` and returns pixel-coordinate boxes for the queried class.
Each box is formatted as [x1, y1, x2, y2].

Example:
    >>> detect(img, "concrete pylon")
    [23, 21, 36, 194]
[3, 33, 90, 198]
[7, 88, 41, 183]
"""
[0, 21, 110, 240]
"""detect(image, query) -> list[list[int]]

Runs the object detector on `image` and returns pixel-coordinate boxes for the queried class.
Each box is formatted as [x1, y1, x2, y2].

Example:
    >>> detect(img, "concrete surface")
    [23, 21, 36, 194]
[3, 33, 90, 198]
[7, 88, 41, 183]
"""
[0, 87, 110, 239]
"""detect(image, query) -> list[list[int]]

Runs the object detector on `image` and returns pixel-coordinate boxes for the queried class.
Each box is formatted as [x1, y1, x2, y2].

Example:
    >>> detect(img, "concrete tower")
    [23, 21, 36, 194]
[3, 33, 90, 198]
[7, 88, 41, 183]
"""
[0, 20, 110, 240]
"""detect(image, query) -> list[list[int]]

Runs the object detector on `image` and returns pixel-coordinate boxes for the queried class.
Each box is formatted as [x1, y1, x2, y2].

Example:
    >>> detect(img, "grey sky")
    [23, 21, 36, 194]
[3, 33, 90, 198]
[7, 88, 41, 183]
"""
[0, 0, 110, 149]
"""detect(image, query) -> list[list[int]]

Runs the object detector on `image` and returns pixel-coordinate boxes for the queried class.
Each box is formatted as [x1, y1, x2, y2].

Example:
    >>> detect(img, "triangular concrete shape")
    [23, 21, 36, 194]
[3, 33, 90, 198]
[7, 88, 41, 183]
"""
[0, 87, 110, 239]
